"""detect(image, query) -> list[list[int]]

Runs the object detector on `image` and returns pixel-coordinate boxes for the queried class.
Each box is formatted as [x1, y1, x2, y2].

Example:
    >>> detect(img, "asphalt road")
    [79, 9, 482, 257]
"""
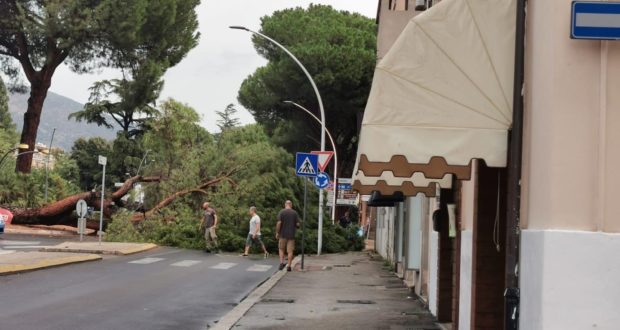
[0, 235, 279, 330]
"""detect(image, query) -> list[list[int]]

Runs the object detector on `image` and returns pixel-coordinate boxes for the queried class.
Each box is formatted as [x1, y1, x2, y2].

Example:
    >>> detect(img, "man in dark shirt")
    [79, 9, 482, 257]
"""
[200, 202, 218, 253]
[276, 200, 300, 271]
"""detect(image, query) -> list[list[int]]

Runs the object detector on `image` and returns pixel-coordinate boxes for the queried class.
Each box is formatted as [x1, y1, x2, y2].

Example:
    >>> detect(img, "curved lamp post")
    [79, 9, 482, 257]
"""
[0, 144, 30, 169]
[231, 25, 327, 255]
[0, 150, 41, 170]
[284, 101, 338, 224]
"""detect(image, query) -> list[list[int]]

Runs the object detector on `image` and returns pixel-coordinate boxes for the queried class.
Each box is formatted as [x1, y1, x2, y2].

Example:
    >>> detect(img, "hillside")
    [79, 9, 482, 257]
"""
[8, 91, 116, 150]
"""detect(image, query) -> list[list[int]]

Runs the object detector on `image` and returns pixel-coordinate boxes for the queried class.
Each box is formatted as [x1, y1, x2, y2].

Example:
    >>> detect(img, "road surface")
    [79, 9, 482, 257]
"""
[0, 234, 278, 330]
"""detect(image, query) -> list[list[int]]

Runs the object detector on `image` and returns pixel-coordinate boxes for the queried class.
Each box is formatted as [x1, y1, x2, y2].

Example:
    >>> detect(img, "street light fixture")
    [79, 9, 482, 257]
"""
[231, 25, 328, 255]
[0, 144, 30, 169]
[284, 101, 338, 224]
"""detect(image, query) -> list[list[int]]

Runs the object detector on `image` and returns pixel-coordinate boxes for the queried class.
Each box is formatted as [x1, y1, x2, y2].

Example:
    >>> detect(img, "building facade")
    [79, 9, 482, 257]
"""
[356, 0, 620, 329]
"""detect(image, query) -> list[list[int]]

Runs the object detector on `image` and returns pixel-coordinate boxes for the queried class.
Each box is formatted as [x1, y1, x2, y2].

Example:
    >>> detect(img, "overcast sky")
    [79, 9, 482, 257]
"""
[48, 0, 378, 133]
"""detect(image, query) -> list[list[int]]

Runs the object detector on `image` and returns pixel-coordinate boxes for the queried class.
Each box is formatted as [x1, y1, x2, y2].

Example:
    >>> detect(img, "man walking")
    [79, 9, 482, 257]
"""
[241, 206, 269, 258]
[200, 202, 218, 253]
[276, 200, 300, 271]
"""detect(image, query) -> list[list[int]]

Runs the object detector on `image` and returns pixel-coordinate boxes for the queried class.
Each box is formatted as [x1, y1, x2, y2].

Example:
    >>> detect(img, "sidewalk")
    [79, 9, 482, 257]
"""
[41, 241, 158, 255]
[0, 251, 101, 275]
[230, 252, 439, 330]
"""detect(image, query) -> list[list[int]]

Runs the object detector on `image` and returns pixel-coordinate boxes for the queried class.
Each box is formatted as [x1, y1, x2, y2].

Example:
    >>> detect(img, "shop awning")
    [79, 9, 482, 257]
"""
[353, 0, 515, 196]
[353, 171, 452, 197]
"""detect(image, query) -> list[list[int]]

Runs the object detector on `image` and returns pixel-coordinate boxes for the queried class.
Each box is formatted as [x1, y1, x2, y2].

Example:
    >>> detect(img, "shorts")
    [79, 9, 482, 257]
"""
[246, 233, 263, 246]
[278, 238, 295, 254]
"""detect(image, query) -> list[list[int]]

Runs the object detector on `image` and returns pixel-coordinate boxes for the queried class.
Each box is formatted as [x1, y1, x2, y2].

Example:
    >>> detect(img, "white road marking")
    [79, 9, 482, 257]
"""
[5, 245, 55, 249]
[0, 240, 40, 246]
[128, 257, 165, 264]
[170, 260, 202, 267]
[246, 264, 273, 272]
[0, 249, 16, 255]
[210, 262, 237, 270]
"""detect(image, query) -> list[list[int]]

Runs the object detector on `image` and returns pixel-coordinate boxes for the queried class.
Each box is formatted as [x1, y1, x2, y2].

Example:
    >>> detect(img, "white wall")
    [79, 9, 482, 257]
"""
[458, 230, 473, 330]
[520, 230, 620, 330]
[428, 230, 439, 316]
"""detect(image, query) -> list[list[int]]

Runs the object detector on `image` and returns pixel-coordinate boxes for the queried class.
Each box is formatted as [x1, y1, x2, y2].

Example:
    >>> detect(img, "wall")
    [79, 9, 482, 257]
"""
[377, 0, 418, 60]
[458, 163, 477, 330]
[520, 0, 620, 327]
[520, 230, 620, 329]
[522, 0, 620, 233]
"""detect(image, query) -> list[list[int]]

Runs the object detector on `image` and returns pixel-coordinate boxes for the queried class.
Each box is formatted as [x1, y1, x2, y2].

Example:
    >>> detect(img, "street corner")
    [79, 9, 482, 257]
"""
[40, 241, 158, 256]
[0, 251, 102, 275]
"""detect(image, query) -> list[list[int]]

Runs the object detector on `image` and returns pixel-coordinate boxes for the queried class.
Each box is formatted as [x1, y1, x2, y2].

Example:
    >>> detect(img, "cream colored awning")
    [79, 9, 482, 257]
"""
[353, 171, 452, 197]
[353, 0, 515, 196]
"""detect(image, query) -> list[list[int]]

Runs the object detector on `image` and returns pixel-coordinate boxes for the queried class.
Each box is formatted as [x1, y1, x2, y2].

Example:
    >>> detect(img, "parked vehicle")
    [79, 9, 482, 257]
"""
[0, 208, 13, 235]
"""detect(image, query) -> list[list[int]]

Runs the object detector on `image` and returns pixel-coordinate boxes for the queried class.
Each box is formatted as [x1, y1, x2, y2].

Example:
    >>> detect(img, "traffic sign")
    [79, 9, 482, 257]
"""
[76, 199, 88, 218]
[311, 151, 334, 172]
[98, 155, 107, 166]
[296, 152, 319, 177]
[314, 172, 331, 189]
[571, 1, 620, 40]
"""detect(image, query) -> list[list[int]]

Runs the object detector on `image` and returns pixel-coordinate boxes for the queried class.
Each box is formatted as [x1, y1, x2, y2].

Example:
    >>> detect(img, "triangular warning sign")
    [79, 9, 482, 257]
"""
[297, 157, 317, 175]
[312, 151, 334, 172]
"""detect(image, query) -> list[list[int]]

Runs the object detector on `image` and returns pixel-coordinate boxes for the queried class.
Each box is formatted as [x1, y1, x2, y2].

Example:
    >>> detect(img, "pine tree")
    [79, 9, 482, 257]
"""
[216, 104, 241, 132]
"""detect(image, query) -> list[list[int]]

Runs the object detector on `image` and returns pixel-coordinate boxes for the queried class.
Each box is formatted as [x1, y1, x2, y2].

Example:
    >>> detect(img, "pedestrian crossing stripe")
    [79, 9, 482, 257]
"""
[297, 157, 317, 175]
[246, 264, 272, 272]
[210, 262, 237, 270]
[129, 257, 165, 264]
[171, 260, 202, 267]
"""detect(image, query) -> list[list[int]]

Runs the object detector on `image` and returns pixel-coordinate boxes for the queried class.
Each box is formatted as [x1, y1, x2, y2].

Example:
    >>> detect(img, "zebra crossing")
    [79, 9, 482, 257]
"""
[127, 257, 273, 272]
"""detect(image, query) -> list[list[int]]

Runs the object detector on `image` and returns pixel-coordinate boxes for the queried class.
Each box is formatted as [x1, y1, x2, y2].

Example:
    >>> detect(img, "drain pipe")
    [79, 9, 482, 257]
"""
[504, 0, 527, 329]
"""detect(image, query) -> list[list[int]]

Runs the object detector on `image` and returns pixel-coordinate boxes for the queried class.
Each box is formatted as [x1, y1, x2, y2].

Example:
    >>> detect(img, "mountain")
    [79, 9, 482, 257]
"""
[8, 91, 116, 150]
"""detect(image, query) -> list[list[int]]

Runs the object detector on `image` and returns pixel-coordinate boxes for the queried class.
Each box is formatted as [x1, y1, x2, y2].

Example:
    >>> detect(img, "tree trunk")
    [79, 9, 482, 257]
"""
[16, 79, 52, 173]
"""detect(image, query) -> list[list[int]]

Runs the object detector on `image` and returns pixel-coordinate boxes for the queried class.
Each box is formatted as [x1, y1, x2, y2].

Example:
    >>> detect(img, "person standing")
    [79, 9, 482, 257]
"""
[242, 206, 269, 258]
[200, 202, 218, 253]
[276, 200, 300, 271]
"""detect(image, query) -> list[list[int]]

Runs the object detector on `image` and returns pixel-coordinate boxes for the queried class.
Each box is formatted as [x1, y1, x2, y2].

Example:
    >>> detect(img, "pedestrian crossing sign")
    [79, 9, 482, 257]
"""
[295, 152, 319, 177]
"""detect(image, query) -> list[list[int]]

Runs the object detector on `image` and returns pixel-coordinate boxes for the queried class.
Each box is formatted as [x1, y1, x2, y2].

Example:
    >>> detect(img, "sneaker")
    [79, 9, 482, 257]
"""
[278, 263, 286, 270]
[264, 252, 269, 259]
[287, 266, 292, 272]
[240, 254, 248, 257]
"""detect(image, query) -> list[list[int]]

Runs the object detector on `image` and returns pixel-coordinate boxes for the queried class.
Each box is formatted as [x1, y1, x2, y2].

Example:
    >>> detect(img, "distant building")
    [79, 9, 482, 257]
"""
[30, 143, 56, 170]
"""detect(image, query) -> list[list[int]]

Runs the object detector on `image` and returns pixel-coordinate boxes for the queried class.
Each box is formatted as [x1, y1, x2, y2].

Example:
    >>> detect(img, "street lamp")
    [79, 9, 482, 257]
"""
[284, 101, 338, 224]
[230, 25, 328, 255]
[0, 144, 30, 169]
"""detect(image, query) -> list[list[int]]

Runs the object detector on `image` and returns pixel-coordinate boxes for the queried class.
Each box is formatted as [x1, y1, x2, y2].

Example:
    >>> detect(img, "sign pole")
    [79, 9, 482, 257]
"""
[302, 177, 307, 271]
[98, 156, 107, 245]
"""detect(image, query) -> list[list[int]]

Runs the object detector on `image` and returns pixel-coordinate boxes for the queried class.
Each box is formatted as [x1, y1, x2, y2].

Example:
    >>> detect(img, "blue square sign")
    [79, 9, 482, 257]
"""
[571, 1, 620, 40]
[295, 152, 319, 177]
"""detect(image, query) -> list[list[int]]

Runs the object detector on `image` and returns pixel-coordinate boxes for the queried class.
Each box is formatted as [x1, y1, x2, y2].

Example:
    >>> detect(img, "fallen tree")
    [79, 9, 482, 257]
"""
[7, 169, 238, 229]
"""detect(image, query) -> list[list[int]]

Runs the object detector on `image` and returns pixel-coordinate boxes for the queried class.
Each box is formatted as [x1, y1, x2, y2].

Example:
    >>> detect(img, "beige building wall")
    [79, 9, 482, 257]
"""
[377, 0, 419, 59]
[522, 0, 620, 233]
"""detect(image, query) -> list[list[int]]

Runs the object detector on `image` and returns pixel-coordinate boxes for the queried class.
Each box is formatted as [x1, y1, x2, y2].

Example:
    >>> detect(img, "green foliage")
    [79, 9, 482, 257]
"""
[104, 99, 362, 253]
[216, 103, 241, 132]
[70, 137, 113, 190]
[237, 4, 376, 176]
[69, 60, 163, 137]
[0, 77, 17, 151]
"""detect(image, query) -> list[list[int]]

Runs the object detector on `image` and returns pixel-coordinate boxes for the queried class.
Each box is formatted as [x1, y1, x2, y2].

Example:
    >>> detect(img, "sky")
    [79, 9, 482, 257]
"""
[48, 0, 378, 133]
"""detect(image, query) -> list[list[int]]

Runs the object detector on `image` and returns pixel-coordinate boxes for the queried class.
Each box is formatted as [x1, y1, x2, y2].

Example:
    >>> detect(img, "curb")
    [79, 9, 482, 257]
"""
[211, 256, 301, 330]
[0, 253, 102, 275]
[40, 243, 158, 256]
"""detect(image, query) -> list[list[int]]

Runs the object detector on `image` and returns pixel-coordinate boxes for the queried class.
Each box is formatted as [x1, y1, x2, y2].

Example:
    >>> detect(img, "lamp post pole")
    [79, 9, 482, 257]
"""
[284, 101, 338, 224]
[44, 128, 56, 203]
[231, 25, 327, 255]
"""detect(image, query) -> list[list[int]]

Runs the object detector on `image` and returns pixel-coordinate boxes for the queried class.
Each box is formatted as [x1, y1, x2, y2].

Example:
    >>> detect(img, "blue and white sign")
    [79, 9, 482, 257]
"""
[295, 152, 319, 177]
[314, 172, 331, 189]
[571, 1, 620, 40]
